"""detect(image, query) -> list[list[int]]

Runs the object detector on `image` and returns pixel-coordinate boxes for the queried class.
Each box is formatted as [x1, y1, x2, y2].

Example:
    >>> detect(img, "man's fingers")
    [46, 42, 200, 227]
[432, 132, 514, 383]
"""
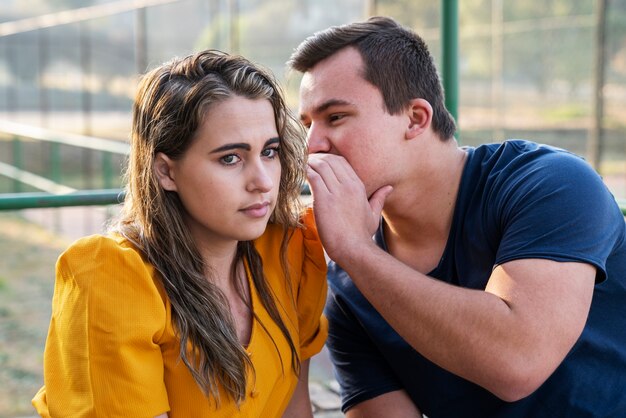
[308, 153, 361, 187]
[307, 155, 341, 191]
[306, 165, 329, 196]
[317, 153, 361, 184]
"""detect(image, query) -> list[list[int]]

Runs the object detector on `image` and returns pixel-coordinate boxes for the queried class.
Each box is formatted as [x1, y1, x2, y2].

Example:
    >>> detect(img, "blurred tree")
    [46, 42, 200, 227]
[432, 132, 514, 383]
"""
[194, 0, 363, 73]
[460, 0, 492, 26]
[608, 0, 626, 81]
[46, 0, 97, 10]
[375, 0, 440, 30]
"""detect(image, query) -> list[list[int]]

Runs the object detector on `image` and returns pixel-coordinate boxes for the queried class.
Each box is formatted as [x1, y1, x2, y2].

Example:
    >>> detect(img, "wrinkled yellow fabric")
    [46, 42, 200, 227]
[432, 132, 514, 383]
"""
[32, 210, 328, 418]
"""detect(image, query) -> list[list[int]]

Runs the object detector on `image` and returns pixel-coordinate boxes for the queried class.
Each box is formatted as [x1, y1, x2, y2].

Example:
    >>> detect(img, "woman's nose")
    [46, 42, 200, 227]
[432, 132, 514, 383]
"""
[246, 161, 274, 193]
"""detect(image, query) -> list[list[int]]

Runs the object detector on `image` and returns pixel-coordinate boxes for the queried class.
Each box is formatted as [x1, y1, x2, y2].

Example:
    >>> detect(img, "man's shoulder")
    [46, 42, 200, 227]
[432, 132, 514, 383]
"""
[471, 139, 587, 165]
[463, 139, 597, 193]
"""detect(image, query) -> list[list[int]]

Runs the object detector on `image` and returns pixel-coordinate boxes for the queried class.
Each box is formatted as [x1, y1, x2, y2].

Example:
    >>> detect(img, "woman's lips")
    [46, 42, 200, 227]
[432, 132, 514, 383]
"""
[240, 202, 270, 218]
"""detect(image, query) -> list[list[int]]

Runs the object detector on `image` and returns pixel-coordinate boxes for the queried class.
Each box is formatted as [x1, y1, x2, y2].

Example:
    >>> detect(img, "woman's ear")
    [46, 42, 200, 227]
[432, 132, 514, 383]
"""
[405, 98, 433, 140]
[154, 152, 178, 191]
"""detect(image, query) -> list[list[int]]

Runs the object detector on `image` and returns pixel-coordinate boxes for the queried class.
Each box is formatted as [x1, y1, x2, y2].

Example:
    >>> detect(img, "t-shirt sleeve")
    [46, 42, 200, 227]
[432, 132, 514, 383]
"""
[324, 284, 402, 412]
[493, 149, 624, 282]
[35, 235, 170, 418]
[295, 209, 329, 360]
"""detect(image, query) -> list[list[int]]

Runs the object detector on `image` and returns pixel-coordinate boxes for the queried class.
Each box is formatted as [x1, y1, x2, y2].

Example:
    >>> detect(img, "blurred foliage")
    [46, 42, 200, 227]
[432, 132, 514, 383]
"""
[0, 0, 625, 175]
[2, 0, 625, 103]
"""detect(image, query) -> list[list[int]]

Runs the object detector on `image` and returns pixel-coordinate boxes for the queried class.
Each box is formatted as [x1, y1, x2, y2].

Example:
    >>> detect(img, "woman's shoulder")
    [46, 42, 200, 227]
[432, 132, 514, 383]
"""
[57, 233, 161, 294]
[257, 208, 320, 251]
[255, 208, 325, 274]
[60, 233, 143, 266]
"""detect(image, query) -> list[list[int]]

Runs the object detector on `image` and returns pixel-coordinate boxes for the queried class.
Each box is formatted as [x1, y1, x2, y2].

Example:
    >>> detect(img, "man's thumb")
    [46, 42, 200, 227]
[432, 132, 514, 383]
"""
[369, 185, 393, 218]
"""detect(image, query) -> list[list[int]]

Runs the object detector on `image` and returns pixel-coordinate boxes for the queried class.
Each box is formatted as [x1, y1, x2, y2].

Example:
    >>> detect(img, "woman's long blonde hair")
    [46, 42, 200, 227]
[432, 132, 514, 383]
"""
[111, 50, 307, 404]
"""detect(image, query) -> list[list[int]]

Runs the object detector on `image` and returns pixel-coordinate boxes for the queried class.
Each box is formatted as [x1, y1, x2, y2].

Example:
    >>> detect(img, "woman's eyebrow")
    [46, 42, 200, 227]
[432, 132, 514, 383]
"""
[265, 137, 280, 146]
[210, 143, 251, 153]
[210, 137, 280, 154]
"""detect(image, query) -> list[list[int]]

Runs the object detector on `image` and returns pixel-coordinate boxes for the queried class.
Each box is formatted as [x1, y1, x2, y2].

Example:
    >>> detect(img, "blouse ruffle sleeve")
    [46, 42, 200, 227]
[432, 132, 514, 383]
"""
[32, 235, 170, 418]
[295, 209, 329, 360]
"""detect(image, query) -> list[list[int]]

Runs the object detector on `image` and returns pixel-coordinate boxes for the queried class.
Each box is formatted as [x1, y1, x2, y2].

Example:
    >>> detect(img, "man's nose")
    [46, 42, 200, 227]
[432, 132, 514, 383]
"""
[307, 123, 331, 154]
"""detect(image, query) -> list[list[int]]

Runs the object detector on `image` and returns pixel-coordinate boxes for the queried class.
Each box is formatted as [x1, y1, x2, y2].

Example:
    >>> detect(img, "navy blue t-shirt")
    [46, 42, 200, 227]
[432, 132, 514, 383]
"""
[325, 140, 626, 417]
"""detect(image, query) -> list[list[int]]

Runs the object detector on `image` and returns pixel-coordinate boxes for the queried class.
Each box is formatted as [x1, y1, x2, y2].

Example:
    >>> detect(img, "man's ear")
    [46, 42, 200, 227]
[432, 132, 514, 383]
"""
[154, 152, 178, 191]
[405, 98, 433, 140]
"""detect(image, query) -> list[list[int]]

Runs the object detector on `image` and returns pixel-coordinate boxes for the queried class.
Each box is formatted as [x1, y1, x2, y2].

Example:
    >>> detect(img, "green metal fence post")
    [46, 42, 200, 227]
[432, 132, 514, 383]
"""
[441, 0, 459, 136]
[51, 142, 61, 183]
[103, 152, 113, 188]
[12, 136, 22, 192]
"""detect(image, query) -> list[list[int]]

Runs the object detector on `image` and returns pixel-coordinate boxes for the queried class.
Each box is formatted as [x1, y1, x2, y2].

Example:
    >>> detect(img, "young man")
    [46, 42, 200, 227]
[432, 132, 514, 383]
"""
[290, 16, 626, 418]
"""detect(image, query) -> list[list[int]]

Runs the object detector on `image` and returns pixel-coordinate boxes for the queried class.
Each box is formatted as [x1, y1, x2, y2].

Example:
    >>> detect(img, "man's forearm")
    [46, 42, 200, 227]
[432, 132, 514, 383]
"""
[335, 243, 592, 401]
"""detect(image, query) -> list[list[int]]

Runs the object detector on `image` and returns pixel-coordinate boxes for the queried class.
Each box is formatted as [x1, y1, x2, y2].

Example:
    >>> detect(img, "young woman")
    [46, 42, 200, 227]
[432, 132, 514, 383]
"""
[32, 50, 327, 417]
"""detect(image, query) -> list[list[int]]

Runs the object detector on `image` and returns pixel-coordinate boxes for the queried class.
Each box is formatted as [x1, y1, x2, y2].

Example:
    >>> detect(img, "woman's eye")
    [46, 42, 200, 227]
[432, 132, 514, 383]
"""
[220, 154, 241, 165]
[262, 147, 280, 158]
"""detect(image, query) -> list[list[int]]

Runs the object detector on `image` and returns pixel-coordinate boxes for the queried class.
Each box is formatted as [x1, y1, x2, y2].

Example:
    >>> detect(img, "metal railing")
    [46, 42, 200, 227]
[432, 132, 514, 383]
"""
[0, 120, 624, 215]
[0, 189, 124, 210]
[0, 120, 128, 194]
[1, 189, 624, 215]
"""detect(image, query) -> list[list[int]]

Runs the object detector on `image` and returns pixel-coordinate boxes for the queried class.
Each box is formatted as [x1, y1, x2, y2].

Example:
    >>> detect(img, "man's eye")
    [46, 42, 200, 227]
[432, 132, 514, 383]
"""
[329, 114, 345, 123]
[220, 154, 241, 165]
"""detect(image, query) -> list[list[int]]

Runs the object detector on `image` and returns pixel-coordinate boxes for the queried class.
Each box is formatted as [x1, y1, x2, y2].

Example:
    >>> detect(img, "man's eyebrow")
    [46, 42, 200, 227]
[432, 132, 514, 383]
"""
[305, 99, 354, 118]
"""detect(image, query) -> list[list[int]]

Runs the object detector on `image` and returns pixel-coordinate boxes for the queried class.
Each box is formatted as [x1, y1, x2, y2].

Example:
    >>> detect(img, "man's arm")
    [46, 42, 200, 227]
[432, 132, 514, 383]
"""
[307, 154, 595, 401]
[347, 390, 422, 418]
[341, 248, 593, 401]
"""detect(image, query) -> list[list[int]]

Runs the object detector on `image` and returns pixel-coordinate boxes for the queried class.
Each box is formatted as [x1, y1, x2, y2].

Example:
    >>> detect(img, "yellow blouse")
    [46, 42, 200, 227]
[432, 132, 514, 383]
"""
[32, 211, 328, 417]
